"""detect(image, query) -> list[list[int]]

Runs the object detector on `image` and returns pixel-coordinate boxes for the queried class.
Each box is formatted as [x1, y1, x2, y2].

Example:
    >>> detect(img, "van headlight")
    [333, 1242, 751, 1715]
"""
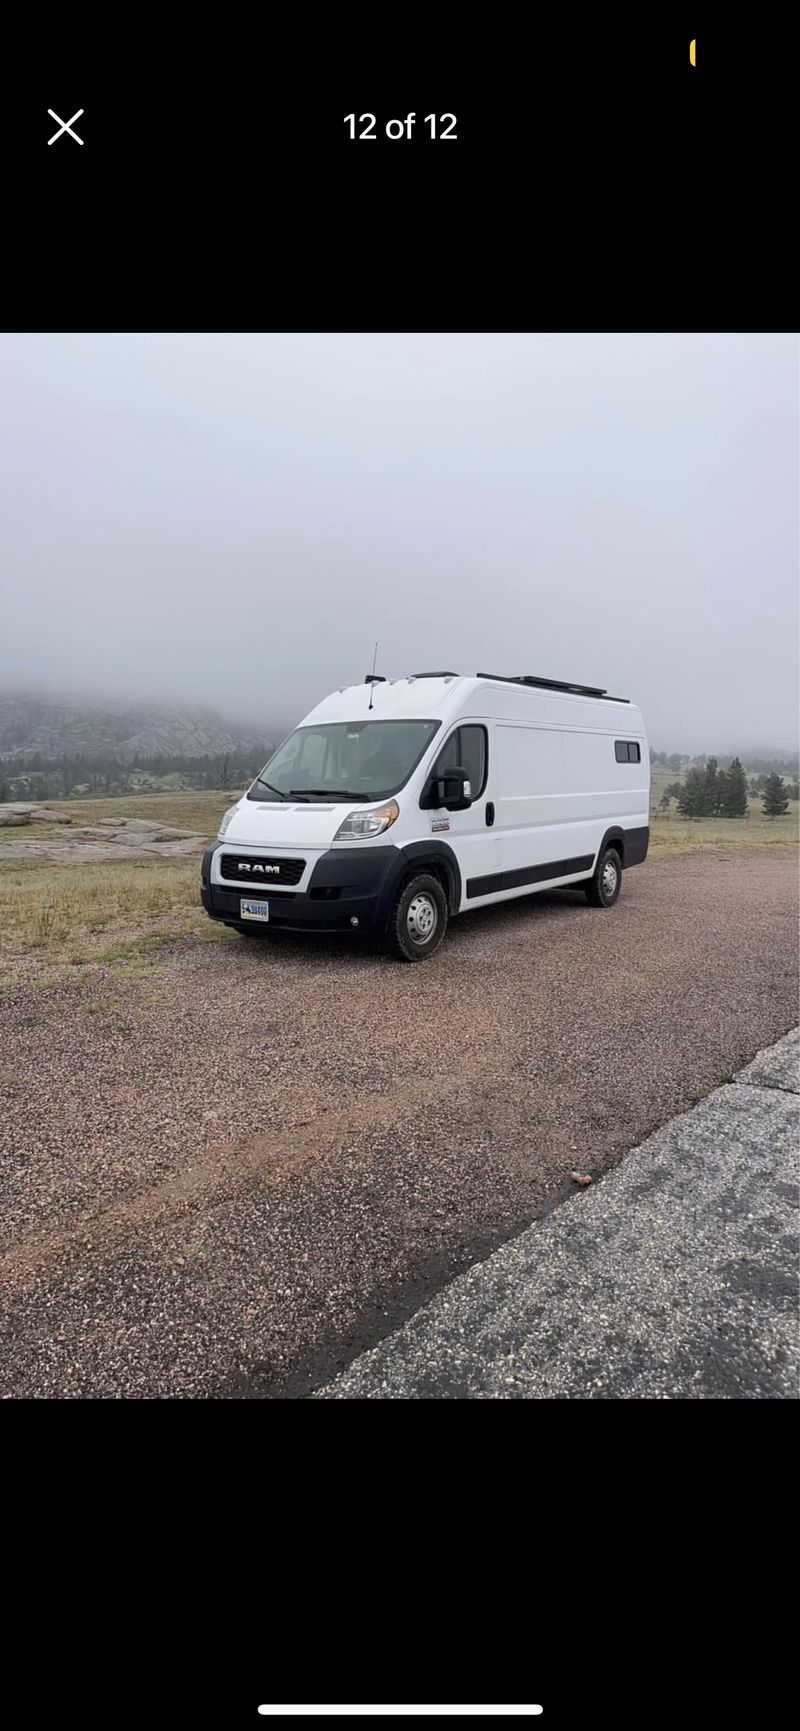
[333, 800, 399, 842]
[217, 804, 239, 839]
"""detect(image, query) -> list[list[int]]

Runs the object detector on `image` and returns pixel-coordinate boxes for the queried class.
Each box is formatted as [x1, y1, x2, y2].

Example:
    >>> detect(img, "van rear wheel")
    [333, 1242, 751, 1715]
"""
[586, 845, 622, 907]
[386, 872, 448, 962]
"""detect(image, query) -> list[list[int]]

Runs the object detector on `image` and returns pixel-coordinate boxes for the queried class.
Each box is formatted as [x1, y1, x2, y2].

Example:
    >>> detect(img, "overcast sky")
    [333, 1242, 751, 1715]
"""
[1, 332, 797, 751]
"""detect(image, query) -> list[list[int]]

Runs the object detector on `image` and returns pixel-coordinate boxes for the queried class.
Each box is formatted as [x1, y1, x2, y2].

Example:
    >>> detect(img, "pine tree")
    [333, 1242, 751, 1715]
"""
[678, 767, 707, 818]
[723, 757, 748, 818]
[703, 758, 720, 816]
[762, 773, 789, 817]
[659, 791, 671, 818]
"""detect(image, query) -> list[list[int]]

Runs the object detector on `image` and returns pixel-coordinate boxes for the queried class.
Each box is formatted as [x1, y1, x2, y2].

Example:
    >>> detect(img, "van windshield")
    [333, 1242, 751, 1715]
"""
[248, 719, 440, 802]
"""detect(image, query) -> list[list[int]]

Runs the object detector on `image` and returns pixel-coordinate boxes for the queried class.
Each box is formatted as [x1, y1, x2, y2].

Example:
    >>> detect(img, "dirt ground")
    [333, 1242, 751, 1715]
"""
[0, 848, 797, 1397]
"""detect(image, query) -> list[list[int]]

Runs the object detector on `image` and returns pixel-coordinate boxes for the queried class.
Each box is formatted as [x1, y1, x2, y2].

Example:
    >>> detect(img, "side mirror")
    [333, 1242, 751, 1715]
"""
[421, 767, 473, 811]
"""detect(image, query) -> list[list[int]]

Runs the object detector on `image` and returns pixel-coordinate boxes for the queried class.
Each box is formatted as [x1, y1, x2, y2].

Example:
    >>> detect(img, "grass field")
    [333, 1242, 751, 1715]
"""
[0, 791, 234, 982]
[1, 788, 238, 835]
[0, 858, 222, 983]
[649, 803, 799, 859]
[1, 786, 797, 983]
[648, 761, 799, 858]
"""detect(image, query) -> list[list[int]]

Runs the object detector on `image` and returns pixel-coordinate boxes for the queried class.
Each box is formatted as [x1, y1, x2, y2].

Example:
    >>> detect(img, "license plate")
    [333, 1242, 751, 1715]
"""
[240, 898, 269, 922]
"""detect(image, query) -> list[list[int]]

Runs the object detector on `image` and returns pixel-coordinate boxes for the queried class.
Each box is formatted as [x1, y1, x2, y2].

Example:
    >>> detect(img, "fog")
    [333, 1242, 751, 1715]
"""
[1, 332, 797, 751]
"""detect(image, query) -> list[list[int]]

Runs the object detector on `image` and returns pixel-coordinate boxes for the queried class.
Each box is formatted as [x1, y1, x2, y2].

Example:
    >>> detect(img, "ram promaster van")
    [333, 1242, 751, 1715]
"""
[201, 671, 650, 961]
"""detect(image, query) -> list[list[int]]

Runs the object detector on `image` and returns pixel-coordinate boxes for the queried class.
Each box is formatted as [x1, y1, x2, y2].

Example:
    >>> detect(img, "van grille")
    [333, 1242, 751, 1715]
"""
[219, 853, 305, 886]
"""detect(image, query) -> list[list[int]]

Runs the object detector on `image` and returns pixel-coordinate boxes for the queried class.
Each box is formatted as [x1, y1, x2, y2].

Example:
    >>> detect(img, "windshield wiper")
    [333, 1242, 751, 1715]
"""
[290, 789, 371, 802]
[253, 777, 287, 800]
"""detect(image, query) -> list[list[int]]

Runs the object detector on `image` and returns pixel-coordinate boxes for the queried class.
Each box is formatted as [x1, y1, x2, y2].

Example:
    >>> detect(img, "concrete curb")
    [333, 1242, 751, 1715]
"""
[317, 1029, 800, 1400]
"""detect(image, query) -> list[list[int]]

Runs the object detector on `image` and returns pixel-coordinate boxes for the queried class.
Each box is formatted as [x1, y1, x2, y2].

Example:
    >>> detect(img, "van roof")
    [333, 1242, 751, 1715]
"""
[476, 672, 629, 702]
[303, 675, 465, 725]
[302, 673, 639, 727]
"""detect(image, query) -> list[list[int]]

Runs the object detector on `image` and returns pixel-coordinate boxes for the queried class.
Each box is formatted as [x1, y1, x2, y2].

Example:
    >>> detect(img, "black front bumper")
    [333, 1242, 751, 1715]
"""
[200, 844, 402, 935]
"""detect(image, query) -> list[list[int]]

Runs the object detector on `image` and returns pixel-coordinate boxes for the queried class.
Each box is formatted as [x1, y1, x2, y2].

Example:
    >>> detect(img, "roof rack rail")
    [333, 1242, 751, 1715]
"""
[476, 672, 630, 703]
[410, 670, 460, 679]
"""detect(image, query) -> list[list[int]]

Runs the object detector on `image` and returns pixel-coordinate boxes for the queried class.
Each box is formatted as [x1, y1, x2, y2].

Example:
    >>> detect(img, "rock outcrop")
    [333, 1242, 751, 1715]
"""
[0, 814, 207, 862]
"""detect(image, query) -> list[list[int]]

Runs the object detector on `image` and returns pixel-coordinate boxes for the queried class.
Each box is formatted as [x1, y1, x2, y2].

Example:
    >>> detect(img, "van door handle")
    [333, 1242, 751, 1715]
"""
[485, 802, 495, 827]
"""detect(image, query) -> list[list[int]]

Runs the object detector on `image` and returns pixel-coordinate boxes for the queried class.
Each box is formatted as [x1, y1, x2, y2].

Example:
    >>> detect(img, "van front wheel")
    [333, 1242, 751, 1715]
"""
[386, 873, 448, 962]
[586, 845, 622, 908]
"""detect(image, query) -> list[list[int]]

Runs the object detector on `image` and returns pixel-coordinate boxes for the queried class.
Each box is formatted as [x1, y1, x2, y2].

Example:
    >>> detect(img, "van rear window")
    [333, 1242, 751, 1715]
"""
[615, 740, 641, 763]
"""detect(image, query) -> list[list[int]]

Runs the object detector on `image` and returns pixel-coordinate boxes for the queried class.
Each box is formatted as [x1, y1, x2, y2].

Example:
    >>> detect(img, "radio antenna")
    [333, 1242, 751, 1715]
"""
[368, 640, 378, 709]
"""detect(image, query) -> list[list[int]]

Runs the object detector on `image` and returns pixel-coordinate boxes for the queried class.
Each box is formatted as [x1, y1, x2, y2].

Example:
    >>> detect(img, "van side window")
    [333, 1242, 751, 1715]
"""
[459, 726, 487, 795]
[615, 740, 641, 764]
[429, 725, 488, 798]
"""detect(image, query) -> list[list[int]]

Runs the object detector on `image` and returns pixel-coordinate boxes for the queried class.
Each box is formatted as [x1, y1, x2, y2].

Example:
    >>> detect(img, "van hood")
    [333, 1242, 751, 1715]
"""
[221, 799, 364, 850]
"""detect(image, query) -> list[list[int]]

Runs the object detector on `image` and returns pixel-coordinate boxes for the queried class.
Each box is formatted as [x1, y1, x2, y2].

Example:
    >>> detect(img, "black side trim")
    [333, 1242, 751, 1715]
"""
[598, 825, 625, 862]
[595, 825, 649, 867]
[467, 853, 594, 900]
[621, 825, 649, 866]
[389, 840, 463, 916]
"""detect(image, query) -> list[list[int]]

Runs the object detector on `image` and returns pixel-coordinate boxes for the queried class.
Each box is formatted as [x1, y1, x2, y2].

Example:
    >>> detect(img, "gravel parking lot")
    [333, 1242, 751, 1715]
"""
[319, 1030, 799, 1399]
[0, 848, 797, 1397]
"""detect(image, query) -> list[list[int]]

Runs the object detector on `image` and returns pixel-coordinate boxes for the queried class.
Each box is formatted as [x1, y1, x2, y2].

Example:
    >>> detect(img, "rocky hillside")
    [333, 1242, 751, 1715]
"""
[0, 693, 273, 763]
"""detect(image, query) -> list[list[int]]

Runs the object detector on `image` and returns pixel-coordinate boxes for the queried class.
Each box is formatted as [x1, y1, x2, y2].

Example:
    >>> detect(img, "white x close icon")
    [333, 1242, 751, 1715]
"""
[48, 108, 84, 146]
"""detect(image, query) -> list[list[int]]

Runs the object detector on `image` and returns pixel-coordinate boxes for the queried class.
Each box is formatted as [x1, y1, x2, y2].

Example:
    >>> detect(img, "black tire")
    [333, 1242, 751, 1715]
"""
[585, 845, 622, 907]
[386, 872, 448, 962]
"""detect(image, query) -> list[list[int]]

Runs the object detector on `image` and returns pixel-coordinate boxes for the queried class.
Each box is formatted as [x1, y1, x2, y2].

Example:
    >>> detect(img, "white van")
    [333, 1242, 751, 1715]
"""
[201, 671, 650, 961]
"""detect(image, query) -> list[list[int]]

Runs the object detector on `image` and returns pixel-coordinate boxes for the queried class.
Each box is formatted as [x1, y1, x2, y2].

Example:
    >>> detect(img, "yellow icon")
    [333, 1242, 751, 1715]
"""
[690, 38, 696, 66]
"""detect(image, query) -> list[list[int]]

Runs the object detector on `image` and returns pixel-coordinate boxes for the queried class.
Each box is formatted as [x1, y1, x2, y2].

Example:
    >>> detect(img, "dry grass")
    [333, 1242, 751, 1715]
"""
[649, 802, 799, 860]
[0, 792, 239, 983]
[0, 788, 236, 842]
[0, 857, 229, 984]
[58, 788, 239, 832]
